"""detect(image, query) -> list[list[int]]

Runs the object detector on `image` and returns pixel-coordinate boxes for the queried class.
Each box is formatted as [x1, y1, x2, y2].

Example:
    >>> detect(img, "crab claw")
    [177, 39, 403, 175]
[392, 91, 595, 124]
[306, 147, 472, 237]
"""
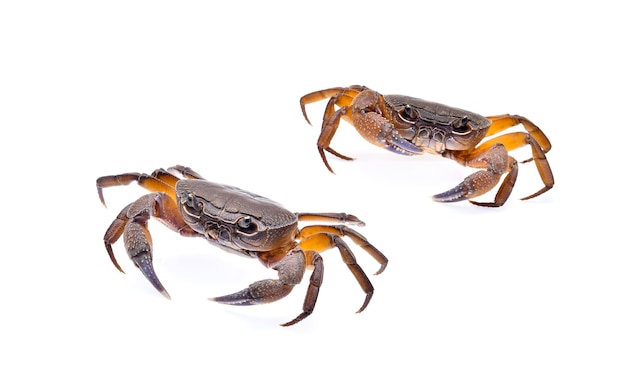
[432, 168, 512, 207]
[132, 252, 171, 300]
[210, 279, 294, 306]
[210, 251, 308, 326]
[378, 122, 424, 156]
[431, 176, 479, 203]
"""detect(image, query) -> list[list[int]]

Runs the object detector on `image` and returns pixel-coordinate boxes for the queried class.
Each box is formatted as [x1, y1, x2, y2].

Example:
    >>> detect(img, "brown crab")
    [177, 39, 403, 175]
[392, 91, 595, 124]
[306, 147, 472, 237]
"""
[300, 85, 554, 207]
[96, 165, 388, 326]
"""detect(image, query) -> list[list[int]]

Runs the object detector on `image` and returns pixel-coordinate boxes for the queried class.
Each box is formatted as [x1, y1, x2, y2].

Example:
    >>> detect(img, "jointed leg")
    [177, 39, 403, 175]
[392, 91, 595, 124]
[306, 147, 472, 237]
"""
[98, 167, 204, 299]
[486, 114, 551, 153]
[480, 115, 554, 200]
[298, 225, 388, 274]
[297, 224, 388, 313]
[103, 192, 197, 299]
[300, 86, 368, 173]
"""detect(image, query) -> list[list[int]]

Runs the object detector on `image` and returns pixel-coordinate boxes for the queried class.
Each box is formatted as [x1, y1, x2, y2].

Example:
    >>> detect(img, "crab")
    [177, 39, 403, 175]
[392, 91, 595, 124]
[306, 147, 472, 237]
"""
[300, 85, 554, 207]
[96, 165, 388, 326]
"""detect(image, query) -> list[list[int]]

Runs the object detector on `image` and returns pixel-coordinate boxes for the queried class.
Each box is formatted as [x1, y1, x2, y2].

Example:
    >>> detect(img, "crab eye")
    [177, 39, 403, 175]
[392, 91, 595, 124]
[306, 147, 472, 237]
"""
[237, 216, 258, 234]
[398, 104, 418, 122]
[183, 192, 202, 213]
[452, 116, 472, 135]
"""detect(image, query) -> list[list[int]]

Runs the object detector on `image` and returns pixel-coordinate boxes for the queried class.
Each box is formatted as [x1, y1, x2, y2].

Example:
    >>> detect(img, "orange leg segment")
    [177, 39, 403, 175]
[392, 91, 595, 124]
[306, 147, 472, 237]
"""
[483, 114, 554, 200]
[295, 224, 388, 316]
[97, 168, 203, 300]
[298, 225, 388, 274]
[486, 114, 552, 153]
[300, 86, 368, 173]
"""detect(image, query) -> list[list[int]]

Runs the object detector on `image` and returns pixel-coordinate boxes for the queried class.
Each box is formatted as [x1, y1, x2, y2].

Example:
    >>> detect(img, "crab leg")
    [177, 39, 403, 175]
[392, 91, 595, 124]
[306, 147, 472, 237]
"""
[102, 193, 173, 299]
[485, 114, 552, 153]
[318, 105, 355, 172]
[285, 252, 324, 326]
[298, 225, 388, 274]
[296, 212, 365, 226]
[476, 130, 554, 201]
[297, 227, 384, 313]
[300, 86, 364, 125]
[301, 86, 376, 173]
[97, 168, 203, 290]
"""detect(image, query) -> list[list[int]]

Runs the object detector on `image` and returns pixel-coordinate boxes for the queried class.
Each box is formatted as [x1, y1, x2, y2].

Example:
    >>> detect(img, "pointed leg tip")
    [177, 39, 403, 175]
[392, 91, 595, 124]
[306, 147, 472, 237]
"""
[470, 200, 502, 208]
[356, 294, 373, 314]
[280, 319, 295, 327]
[106, 244, 125, 274]
[281, 312, 311, 327]
[96, 186, 108, 207]
[344, 214, 365, 226]
[520, 185, 553, 201]
[323, 161, 336, 174]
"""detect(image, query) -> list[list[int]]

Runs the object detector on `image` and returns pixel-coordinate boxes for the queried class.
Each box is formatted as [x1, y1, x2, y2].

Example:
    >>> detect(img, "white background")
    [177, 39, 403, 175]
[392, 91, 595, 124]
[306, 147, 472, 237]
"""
[1, 1, 624, 383]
